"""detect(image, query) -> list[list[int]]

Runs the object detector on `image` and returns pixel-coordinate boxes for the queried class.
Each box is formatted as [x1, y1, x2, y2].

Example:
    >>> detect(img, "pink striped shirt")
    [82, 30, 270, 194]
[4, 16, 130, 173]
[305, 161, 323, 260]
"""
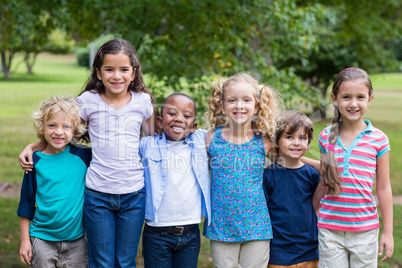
[318, 120, 390, 231]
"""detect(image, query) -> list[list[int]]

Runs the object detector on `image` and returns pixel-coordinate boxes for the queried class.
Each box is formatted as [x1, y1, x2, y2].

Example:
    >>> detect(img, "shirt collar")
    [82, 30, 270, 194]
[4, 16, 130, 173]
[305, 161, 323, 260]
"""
[363, 119, 373, 133]
[156, 132, 194, 145]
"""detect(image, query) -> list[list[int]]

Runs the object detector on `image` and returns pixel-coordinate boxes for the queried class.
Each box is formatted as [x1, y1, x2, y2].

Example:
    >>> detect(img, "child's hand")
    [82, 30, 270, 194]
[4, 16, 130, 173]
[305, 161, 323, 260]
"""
[19, 240, 32, 265]
[19, 147, 35, 173]
[379, 232, 394, 261]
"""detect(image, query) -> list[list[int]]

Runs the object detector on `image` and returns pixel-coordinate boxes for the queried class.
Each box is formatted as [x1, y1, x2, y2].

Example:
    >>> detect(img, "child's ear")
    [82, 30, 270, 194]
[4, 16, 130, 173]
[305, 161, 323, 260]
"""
[156, 116, 163, 130]
[190, 122, 198, 133]
[331, 93, 338, 106]
[131, 68, 136, 81]
[368, 94, 375, 105]
[96, 68, 102, 80]
[220, 102, 226, 115]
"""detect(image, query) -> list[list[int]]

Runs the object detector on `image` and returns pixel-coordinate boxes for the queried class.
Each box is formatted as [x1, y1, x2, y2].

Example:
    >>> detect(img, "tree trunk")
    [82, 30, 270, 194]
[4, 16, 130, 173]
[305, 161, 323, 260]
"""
[1, 51, 11, 79]
[24, 52, 38, 75]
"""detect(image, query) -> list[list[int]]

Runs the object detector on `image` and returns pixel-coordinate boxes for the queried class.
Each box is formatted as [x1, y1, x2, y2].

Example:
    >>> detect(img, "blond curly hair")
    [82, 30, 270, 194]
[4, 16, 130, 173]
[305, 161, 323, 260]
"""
[205, 73, 282, 138]
[32, 95, 86, 144]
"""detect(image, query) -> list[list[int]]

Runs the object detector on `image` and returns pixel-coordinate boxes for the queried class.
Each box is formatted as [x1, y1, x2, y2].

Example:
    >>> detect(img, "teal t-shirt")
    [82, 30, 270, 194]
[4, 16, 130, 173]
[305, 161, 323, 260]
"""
[17, 144, 91, 241]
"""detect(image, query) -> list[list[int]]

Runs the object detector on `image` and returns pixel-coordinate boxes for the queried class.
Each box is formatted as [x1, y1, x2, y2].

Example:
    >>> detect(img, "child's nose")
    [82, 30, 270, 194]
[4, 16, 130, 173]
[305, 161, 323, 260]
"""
[174, 114, 184, 122]
[350, 98, 358, 106]
[55, 127, 64, 134]
[113, 71, 122, 79]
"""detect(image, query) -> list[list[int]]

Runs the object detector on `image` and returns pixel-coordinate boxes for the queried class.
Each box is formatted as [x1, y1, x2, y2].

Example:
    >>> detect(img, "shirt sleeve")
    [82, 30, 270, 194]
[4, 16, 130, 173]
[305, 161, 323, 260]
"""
[262, 168, 272, 202]
[143, 93, 153, 121]
[377, 132, 390, 157]
[311, 168, 321, 193]
[318, 128, 328, 154]
[76, 95, 88, 122]
[17, 170, 37, 220]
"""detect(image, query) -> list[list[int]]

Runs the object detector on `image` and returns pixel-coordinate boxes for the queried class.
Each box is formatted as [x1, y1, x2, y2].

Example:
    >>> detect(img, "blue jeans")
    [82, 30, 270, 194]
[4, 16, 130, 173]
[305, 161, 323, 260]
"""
[142, 224, 201, 268]
[84, 187, 146, 268]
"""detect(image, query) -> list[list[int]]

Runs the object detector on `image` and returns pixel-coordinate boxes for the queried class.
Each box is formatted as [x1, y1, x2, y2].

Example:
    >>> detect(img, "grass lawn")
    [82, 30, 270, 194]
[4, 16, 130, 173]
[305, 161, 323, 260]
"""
[0, 53, 401, 267]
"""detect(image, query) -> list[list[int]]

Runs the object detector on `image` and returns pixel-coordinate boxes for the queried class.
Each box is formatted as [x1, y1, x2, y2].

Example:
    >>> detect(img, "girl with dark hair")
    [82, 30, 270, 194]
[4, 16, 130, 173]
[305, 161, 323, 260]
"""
[19, 39, 156, 267]
[317, 68, 393, 267]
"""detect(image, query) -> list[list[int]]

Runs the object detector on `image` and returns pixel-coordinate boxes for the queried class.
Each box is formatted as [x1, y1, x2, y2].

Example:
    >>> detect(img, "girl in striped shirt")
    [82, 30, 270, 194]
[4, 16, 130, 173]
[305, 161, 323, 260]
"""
[317, 68, 393, 267]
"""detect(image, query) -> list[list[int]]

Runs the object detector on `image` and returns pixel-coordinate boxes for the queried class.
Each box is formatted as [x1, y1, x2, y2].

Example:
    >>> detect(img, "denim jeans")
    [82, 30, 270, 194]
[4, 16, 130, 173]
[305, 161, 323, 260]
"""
[30, 236, 87, 268]
[142, 223, 201, 268]
[84, 187, 146, 268]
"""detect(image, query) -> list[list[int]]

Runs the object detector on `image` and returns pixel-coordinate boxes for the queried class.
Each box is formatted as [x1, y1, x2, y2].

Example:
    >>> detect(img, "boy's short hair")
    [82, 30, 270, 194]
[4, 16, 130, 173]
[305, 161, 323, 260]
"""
[32, 95, 86, 143]
[161, 93, 197, 116]
[274, 110, 314, 145]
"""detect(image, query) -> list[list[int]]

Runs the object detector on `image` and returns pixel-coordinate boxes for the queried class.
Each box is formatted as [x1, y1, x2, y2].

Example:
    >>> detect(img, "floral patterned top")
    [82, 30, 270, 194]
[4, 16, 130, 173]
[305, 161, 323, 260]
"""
[204, 126, 272, 242]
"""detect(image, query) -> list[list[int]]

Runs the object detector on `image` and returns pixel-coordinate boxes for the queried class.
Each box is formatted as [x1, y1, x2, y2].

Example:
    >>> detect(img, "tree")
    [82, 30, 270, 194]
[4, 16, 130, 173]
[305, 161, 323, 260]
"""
[0, 0, 64, 78]
[279, 0, 402, 118]
[68, 0, 324, 113]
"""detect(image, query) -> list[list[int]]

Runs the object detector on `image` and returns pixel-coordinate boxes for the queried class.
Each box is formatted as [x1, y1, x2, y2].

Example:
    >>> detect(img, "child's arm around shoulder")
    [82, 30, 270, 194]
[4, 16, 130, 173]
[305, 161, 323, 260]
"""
[376, 151, 393, 262]
[311, 153, 326, 214]
[261, 135, 273, 157]
[19, 142, 47, 172]
[142, 113, 156, 137]
[205, 130, 214, 155]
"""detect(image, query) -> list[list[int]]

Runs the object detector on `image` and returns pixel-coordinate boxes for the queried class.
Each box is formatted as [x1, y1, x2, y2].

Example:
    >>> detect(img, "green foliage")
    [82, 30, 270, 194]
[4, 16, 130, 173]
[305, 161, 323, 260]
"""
[0, 0, 70, 77]
[44, 29, 75, 54]
[283, 0, 402, 115]
[75, 47, 90, 67]
[74, 34, 121, 67]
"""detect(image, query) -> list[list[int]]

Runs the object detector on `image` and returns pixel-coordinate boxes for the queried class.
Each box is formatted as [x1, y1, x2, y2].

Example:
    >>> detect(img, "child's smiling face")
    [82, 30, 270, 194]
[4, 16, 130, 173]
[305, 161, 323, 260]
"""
[157, 95, 197, 141]
[42, 110, 74, 155]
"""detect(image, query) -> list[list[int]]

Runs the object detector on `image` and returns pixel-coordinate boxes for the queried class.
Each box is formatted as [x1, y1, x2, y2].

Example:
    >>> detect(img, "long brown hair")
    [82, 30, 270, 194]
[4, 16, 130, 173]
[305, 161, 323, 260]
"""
[321, 68, 373, 196]
[79, 39, 155, 104]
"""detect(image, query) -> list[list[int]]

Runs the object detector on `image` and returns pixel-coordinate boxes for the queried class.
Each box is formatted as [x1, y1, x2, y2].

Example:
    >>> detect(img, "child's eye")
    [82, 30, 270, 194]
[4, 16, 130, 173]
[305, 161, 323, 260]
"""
[285, 136, 292, 139]
[64, 125, 71, 129]
[48, 124, 55, 128]
[300, 136, 307, 140]
[184, 115, 191, 119]
[342, 96, 349, 99]
[122, 68, 129, 72]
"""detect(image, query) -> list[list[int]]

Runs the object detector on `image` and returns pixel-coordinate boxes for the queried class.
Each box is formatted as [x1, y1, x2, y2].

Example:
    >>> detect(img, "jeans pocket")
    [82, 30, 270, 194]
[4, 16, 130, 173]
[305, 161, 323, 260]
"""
[134, 187, 146, 197]
[318, 228, 337, 259]
[30, 237, 39, 265]
[85, 187, 107, 197]
[187, 227, 200, 240]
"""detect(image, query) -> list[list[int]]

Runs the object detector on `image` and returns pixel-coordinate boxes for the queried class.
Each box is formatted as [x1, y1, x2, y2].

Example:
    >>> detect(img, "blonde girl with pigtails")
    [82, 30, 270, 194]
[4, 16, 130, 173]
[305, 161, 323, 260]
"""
[317, 68, 393, 267]
[204, 73, 281, 268]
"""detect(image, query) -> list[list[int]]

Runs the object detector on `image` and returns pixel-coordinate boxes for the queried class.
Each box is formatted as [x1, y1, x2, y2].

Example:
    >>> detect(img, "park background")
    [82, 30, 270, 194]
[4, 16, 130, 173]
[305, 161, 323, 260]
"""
[1, 1, 402, 267]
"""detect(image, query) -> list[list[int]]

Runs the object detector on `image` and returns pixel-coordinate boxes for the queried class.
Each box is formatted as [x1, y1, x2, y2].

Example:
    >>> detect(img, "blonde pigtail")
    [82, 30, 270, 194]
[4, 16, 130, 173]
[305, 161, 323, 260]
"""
[321, 106, 342, 196]
[255, 84, 282, 139]
[206, 81, 227, 131]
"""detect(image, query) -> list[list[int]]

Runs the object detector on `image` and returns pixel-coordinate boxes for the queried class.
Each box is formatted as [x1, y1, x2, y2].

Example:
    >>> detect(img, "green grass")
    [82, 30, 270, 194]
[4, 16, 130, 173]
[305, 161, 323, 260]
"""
[372, 73, 402, 91]
[0, 53, 401, 267]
